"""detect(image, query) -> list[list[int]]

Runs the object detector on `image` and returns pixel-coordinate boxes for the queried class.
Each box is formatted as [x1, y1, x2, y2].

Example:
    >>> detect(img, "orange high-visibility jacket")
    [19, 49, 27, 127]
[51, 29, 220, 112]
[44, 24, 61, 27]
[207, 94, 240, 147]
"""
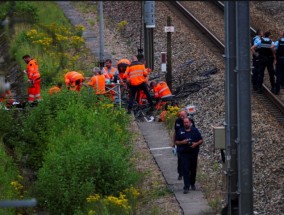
[88, 74, 106, 94]
[65, 71, 78, 86]
[125, 61, 148, 86]
[102, 66, 118, 79]
[26, 59, 40, 81]
[49, 86, 61, 95]
[65, 71, 84, 87]
[153, 81, 172, 99]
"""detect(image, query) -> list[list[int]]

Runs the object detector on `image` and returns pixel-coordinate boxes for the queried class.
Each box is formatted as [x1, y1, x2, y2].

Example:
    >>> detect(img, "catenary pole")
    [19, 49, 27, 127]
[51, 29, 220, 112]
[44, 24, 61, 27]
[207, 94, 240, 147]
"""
[224, 1, 238, 214]
[166, 16, 172, 91]
[236, 1, 253, 214]
[99, 1, 104, 69]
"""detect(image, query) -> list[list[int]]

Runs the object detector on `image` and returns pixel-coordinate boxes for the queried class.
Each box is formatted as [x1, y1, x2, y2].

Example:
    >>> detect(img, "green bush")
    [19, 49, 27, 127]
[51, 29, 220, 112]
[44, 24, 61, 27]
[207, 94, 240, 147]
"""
[13, 1, 39, 23]
[0, 1, 11, 22]
[0, 133, 20, 215]
[27, 90, 140, 214]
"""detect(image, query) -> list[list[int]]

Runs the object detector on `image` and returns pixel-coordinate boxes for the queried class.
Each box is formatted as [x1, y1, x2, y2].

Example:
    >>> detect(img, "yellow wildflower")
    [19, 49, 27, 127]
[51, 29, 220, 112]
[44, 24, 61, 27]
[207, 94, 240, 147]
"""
[86, 194, 100, 203]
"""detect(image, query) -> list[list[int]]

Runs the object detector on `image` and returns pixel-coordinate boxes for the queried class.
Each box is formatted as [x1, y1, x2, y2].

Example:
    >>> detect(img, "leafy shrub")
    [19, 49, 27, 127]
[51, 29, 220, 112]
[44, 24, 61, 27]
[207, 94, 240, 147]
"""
[0, 133, 20, 215]
[16, 90, 140, 214]
[117, 20, 128, 32]
[13, 1, 39, 23]
[164, 105, 180, 131]
[0, 1, 11, 22]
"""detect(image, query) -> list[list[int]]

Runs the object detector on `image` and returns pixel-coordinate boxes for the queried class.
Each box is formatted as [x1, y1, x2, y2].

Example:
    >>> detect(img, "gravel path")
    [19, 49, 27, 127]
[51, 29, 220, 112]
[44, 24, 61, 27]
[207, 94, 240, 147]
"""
[59, 1, 284, 214]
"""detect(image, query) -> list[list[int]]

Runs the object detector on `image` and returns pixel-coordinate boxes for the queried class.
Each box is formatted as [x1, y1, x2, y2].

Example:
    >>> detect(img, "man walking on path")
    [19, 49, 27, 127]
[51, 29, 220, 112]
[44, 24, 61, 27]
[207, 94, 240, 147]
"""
[175, 117, 203, 194]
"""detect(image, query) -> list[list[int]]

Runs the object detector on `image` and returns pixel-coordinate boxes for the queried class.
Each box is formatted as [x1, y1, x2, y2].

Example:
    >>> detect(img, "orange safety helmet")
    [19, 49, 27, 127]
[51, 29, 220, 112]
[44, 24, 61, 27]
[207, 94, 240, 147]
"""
[117, 58, 131, 74]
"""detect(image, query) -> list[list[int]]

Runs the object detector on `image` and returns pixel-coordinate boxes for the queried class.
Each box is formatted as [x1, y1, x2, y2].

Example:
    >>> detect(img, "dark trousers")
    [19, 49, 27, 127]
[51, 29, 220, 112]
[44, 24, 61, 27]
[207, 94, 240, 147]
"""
[252, 57, 259, 88]
[256, 57, 275, 90]
[275, 58, 284, 93]
[179, 153, 198, 189]
[177, 152, 182, 176]
[128, 82, 153, 110]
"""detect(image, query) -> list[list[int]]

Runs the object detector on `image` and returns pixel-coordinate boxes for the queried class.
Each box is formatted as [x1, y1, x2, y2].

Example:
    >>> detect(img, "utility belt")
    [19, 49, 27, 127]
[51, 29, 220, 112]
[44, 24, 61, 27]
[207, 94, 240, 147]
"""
[34, 77, 41, 81]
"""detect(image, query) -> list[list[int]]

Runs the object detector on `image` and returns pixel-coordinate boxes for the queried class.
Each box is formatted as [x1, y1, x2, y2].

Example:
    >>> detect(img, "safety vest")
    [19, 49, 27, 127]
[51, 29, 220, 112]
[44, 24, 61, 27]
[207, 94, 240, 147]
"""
[49, 86, 61, 95]
[276, 38, 284, 58]
[125, 61, 147, 86]
[259, 38, 273, 58]
[70, 73, 84, 84]
[27, 59, 40, 81]
[88, 74, 106, 94]
[103, 66, 118, 79]
[65, 71, 84, 87]
[65, 71, 78, 86]
[154, 81, 172, 98]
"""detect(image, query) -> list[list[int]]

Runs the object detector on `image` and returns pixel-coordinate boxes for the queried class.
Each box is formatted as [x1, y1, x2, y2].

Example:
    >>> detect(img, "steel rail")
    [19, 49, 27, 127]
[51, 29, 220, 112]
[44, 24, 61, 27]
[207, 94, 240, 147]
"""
[211, 1, 257, 36]
[170, 1, 284, 122]
[170, 1, 224, 53]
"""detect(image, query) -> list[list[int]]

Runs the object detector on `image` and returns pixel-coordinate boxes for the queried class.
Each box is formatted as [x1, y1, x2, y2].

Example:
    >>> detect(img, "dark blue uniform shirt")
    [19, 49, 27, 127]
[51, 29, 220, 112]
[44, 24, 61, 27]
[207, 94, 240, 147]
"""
[175, 126, 202, 154]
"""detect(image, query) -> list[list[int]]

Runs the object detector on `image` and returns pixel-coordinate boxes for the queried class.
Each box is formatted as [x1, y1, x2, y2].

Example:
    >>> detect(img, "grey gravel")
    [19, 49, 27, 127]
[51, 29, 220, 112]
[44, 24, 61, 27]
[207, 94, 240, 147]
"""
[67, 1, 284, 214]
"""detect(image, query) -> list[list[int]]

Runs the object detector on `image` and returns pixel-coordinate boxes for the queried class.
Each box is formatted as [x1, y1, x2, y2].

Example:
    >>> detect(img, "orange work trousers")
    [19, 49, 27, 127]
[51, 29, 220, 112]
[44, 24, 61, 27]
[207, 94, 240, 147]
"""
[28, 79, 41, 102]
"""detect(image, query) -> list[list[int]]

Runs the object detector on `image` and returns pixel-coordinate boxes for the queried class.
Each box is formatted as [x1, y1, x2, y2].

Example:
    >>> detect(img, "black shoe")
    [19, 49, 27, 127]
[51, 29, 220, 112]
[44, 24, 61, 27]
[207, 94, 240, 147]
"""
[190, 185, 196, 190]
[178, 175, 182, 180]
[183, 188, 189, 194]
[253, 85, 258, 91]
[127, 109, 132, 114]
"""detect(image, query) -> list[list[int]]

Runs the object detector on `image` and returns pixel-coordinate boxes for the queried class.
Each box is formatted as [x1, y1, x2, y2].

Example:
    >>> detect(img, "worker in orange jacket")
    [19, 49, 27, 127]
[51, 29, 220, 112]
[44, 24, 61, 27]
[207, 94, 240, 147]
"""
[117, 58, 131, 81]
[87, 67, 106, 95]
[22, 55, 41, 103]
[102, 59, 118, 83]
[125, 56, 154, 114]
[64, 71, 85, 91]
[150, 81, 172, 110]
[49, 82, 63, 95]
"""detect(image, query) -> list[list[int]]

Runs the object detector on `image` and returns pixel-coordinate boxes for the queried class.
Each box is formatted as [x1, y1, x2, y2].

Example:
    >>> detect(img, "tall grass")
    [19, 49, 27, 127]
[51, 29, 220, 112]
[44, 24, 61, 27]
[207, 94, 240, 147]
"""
[8, 1, 94, 87]
[0, 132, 20, 215]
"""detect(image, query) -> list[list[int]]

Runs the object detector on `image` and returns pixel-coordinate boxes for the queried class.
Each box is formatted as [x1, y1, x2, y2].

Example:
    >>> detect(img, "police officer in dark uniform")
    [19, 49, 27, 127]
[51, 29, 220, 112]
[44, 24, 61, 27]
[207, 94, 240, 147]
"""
[251, 31, 276, 94]
[173, 110, 196, 180]
[273, 31, 284, 95]
[175, 117, 203, 194]
[251, 29, 263, 91]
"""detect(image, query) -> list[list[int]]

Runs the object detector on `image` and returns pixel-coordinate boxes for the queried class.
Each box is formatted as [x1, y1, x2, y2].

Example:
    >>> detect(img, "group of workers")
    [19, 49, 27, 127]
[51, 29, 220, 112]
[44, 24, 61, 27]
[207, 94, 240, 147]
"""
[1, 53, 172, 112]
[50, 55, 173, 114]
[251, 30, 284, 95]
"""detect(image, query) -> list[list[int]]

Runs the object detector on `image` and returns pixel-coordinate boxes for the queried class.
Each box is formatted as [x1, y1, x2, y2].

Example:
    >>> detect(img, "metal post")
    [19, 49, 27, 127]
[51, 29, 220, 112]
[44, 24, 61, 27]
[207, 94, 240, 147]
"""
[99, 1, 104, 69]
[166, 16, 172, 91]
[224, 1, 238, 214]
[0, 199, 37, 208]
[236, 1, 253, 214]
[144, 1, 155, 70]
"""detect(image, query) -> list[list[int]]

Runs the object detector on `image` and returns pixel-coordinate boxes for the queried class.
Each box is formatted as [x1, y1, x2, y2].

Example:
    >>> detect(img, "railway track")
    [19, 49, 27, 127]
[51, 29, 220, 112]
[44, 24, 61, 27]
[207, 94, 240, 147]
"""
[170, 1, 284, 124]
